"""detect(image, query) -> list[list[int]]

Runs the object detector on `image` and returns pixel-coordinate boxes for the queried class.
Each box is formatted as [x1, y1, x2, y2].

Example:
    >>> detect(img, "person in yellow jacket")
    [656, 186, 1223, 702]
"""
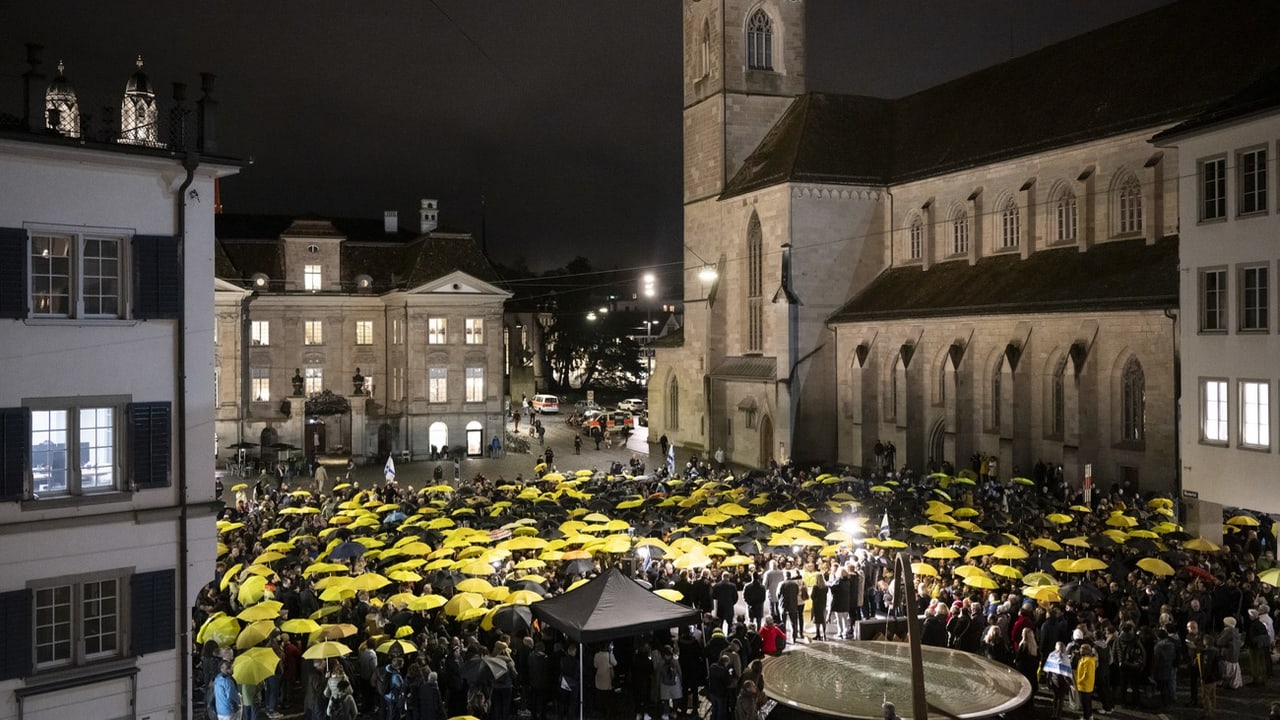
[1075, 643, 1097, 720]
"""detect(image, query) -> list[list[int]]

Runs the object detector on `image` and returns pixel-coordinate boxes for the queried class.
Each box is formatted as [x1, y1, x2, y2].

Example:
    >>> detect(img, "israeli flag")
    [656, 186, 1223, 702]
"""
[666, 444, 676, 476]
[879, 511, 890, 540]
[384, 454, 396, 482]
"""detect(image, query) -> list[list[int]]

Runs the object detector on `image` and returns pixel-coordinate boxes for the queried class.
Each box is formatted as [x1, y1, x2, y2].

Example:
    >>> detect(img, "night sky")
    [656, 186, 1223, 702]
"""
[2, 1, 1168, 274]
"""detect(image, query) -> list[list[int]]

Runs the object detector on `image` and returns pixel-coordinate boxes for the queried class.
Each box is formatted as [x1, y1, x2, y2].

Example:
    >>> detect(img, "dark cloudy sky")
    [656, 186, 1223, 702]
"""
[2, 1, 1168, 273]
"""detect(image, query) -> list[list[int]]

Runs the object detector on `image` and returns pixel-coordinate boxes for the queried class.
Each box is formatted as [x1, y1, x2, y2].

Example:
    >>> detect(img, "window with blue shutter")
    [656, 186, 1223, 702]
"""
[0, 227, 27, 319]
[0, 588, 33, 680]
[127, 402, 171, 489]
[0, 407, 30, 502]
[133, 234, 181, 319]
[130, 569, 175, 656]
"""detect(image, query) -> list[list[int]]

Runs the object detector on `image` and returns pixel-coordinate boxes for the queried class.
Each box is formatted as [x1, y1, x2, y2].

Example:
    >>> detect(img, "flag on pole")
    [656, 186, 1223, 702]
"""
[879, 511, 890, 540]
[666, 444, 676, 476]
[384, 454, 396, 483]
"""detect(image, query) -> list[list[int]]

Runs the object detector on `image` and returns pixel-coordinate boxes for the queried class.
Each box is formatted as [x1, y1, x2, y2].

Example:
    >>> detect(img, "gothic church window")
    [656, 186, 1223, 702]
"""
[1115, 172, 1143, 236]
[700, 19, 712, 78]
[747, 213, 763, 352]
[1051, 355, 1067, 438]
[1121, 357, 1145, 442]
[667, 376, 680, 430]
[908, 215, 923, 260]
[1053, 186, 1077, 243]
[999, 197, 1020, 249]
[951, 209, 969, 255]
[991, 356, 1003, 431]
[746, 9, 773, 71]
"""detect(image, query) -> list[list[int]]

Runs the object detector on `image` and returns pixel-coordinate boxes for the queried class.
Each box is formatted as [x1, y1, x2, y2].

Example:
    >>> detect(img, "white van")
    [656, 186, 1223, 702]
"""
[531, 394, 560, 414]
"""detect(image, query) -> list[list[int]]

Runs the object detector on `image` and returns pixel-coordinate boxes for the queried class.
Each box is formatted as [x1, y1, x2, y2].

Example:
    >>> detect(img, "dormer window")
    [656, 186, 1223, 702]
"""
[304, 264, 321, 291]
[251, 273, 269, 289]
[306, 244, 319, 254]
[355, 274, 373, 292]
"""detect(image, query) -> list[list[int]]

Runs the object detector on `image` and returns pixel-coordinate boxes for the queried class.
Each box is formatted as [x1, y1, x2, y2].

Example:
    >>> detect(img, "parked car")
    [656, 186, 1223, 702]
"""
[531, 394, 560, 414]
[617, 398, 646, 412]
[584, 409, 634, 435]
[639, 409, 648, 427]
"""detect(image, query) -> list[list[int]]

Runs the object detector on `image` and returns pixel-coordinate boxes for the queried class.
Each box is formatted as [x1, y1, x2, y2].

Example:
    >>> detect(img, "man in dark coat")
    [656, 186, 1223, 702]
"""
[706, 654, 735, 720]
[779, 572, 805, 641]
[743, 573, 767, 628]
[712, 572, 740, 633]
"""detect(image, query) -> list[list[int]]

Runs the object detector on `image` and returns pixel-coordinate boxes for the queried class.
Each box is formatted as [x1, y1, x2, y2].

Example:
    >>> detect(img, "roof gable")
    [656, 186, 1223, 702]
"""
[405, 269, 511, 298]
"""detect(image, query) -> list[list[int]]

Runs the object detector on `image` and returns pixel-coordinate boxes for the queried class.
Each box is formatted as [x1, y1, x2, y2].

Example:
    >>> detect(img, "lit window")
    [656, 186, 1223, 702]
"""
[999, 198, 1020, 249]
[361, 374, 374, 396]
[1240, 265, 1269, 331]
[428, 367, 447, 403]
[465, 318, 484, 345]
[304, 320, 323, 345]
[391, 366, 403, 400]
[1116, 173, 1143, 235]
[1200, 269, 1227, 332]
[29, 233, 123, 318]
[31, 406, 116, 496]
[304, 264, 321, 291]
[1239, 147, 1268, 215]
[951, 210, 969, 255]
[1200, 157, 1227, 221]
[465, 366, 484, 402]
[392, 318, 404, 345]
[1240, 380, 1270, 449]
[1121, 358, 1145, 442]
[252, 367, 270, 402]
[250, 320, 270, 346]
[746, 9, 773, 71]
[428, 318, 447, 345]
[1054, 188, 1078, 243]
[1202, 379, 1228, 444]
[34, 574, 121, 669]
[908, 216, 923, 260]
[304, 367, 322, 396]
[355, 320, 373, 346]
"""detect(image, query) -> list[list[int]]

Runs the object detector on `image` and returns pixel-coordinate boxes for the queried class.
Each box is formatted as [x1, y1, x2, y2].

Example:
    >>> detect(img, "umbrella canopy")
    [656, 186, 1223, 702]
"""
[233, 646, 281, 685]
[1136, 557, 1175, 576]
[198, 614, 241, 647]
[443, 592, 487, 617]
[1260, 567, 1280, 588]
[1058, 582, 1103, 604]
[376, 639, 418, 655]
[302, 641, 353, 659]
[236, 619, 277, 649]
[280, 618, 321, 635]
[483, 603, 535, 634]
[462, 654, 513, 687]
[237, 600, 283, 622]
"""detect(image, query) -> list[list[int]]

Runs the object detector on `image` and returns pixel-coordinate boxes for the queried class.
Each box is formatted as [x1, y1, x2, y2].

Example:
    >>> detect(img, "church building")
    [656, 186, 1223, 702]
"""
[650, 0, 1280, 497]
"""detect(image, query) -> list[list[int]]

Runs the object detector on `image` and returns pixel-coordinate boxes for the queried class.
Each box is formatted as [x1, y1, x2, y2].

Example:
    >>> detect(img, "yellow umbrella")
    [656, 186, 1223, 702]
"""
[1051, 558, 1077, 573]
[654, 588, 684, 602]
[233, 646, 281, 685]
[280, 618, 321, 635]
[220, 563, 244, 591]
[484, 586, 512, 603]
[253, 551, 286, 564]
[237, 600, 284, 623]
[456, 606, 490, 623]
[992, 545, 1028, 560]
[1045, 513, 1074, 525]
[302, 641, 353, 659]
[303, 562, 349, 577]
[443, 592, 486, 617]
[395, 625, 416, 638]
[1136, 557, 1175, 576]
[990, 564, 1024, 580]
[953, 566, 989, 578]
[1062, 536, 1091, 549]
[911, 562, 939, 577]
[350, 573, 392, 592]
[1227, 514, 1259, 527]
[1105, 514, 1138, 528]
[1023, 585, 1062, 603]
[923, 547, 959, 560]
[237, 575, 269, 607]
[1070, 557, 1108, 572]
[672, 552, 712, 569]
[1184, 538, 1220, 552]
[408, 594, 448, 612]
[515, 558, 546, 570]
[964, 575, 999, 589]
[236, 619, 277, 649]
[197, 613, 241, 647]
[388, 570, 423, 583]
[456, 578, 494, 594]
[1022, 571, 1058, 587]
[1030, 538, 1063, 552]
[1259, 567, 1280, 588]
[319, 586, 356, 603]
[460, 560, 497, 576]
[377, 639, 418, 655]
[965, 544, 997, 559]
[317, 623, 359, 640]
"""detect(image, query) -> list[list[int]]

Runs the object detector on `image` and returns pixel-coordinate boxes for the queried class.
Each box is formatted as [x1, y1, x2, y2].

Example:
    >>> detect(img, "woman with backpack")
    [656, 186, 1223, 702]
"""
[654, 645, 682, 720]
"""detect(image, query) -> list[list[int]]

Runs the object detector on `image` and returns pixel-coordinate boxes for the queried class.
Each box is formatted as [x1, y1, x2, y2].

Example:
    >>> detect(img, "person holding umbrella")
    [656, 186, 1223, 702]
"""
[214, 660, 241, 720]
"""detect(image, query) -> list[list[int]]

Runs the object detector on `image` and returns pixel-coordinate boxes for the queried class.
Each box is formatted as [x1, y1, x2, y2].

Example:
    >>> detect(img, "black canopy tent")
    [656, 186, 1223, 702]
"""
[531, 568, 701, 720]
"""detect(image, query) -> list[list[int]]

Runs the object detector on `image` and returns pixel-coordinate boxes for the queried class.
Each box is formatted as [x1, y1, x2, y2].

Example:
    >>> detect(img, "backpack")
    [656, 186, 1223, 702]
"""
[1121, 638, 1146, 669]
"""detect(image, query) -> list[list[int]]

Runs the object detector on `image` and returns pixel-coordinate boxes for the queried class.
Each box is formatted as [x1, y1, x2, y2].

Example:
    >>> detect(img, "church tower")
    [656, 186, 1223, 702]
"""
[682, 0, 806, 203]
[120, 55, 159, 146]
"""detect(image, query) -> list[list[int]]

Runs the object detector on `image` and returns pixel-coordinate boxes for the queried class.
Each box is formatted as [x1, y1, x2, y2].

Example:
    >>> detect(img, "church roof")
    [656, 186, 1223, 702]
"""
[827, 237, 1178, 323]
[1153, 64, 1280, 143]
[215, 213, 502, 293]
[723, 0, 1280, 197]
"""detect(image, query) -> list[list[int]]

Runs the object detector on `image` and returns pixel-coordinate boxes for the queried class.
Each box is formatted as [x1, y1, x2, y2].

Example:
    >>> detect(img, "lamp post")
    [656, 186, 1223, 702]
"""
[642, 273, 656, 377]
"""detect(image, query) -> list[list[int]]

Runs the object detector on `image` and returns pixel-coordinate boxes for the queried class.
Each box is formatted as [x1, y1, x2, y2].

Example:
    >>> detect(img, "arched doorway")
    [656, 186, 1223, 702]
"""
[428, 422, 449, 459]
[465, 421, 483, 457]
[758, 415, 773, 469]
[377, 422, 393, 459]
[928, 416, 946, 472]
[305, 419, 326, 460]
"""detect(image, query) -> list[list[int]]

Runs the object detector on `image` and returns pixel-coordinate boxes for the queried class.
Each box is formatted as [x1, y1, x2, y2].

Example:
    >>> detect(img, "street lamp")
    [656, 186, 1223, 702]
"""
[641, 272, 657, 377]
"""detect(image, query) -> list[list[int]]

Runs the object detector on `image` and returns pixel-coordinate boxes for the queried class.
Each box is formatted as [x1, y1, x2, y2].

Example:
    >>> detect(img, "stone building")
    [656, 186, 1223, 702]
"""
[0, 49, 241, 720]
[650, 0, 1280, 496]
[213, 201, 510, 465]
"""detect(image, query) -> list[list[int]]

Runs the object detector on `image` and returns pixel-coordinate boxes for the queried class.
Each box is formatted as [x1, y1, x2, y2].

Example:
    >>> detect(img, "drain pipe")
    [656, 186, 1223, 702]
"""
[175, 147, 200, 720]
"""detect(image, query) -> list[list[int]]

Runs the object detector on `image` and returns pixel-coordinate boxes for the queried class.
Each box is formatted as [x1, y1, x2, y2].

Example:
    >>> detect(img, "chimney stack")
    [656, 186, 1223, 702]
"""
[419, 198, 438, 234]
[169, 81, 191, 150]
[197, 72, 218, 152]
[23, 43, 45, 133]
[384, 210, 398, 234]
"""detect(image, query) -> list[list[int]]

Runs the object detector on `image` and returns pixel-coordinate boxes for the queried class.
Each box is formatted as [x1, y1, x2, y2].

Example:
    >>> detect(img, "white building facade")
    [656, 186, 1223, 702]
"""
[0, 53, 240, 720]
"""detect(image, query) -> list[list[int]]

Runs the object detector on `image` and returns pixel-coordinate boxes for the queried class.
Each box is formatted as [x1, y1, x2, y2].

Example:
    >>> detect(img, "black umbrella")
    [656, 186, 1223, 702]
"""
[431, 570, 465, 590]
[561, 558, 595, 576]
[487, 604, 534, 634]
[329, 541, 367, 560]
[228, 442, 258, 450]
[1059, 582, 1104, 605]
[506, 579, 548, 595]
[462, 654, 512, 687]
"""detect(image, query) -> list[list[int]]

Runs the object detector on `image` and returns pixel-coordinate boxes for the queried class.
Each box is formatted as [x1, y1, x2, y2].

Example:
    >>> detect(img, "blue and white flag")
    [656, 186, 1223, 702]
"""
[384, 454, 396, 483]
[879, 511, 891, 540]
[666, 444, 676, 476]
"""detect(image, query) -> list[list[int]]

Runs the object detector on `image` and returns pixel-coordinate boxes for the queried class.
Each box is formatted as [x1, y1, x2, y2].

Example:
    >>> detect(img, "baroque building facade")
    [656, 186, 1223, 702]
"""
[0, 50, 240, 720]
[213, 203, 510, 465]
[651, 0, 1280, 498]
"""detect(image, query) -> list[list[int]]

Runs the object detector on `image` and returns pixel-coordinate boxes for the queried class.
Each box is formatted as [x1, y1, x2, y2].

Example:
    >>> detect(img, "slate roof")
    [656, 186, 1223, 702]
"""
[215, 213, 502, 293]
[723, 0, 1280, 197]
[709, 356, 777, 382]
[1153, 64, 1280, 143]
[828, 237, 1178, 323]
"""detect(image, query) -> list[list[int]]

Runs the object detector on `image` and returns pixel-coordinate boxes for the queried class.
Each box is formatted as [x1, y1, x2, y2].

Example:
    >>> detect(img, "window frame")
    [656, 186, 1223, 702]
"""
[1238, 263, 1269, 332]
[303, 264, 321, 291]
[1237, 145, 1268, 216]
[1115, 173, 1144, 236]
[355, 320, 374, 346]
[26, 396, 127, 499]
[1120, 358, 1145, 444]
[746, 8, 773, 71]
[304, 367, 323, 396]
[747, 214, 764, 352]
[1199, 155, 1228, 222]
[31, 568, 127, 671]
[908, 216, 923, 260]
[303, 320, 324, 346]
[1239, 379, 1271, 450]
[1053, 188, 1078, 244]
[26, 228, 128, 320]
[998, 197, 1020, 250]
[951, 210, 969, 255]
[250, 320, 270, 346]
[428, 318, 447, 345]
[1201, 377, 1228, 445]
[428, 366, 448, 403]
[464, 318, 484, 345]
[1199, 267, 1228, 333]
[251, 367, 270, 402]
[464, 366, 484, 403]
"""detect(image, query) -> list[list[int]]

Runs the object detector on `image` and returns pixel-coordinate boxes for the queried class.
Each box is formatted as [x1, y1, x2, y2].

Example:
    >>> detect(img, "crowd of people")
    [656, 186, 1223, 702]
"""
[197, 455, 1279, 720]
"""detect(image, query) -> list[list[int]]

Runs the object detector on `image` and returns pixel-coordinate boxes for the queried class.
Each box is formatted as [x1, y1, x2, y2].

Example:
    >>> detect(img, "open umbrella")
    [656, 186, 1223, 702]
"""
[1260, 567, 1280, 588]
[1058, 582, 1103, 604]
[329, 540, 368, 561]
[1136, 558, 1175, 577]
[461, 654, 512, 687]
[483, 603, 535, 633]
[197, 614, 241, 647]
[376, 639, 418, 655]
[443, 592, 486, 617]
[236, 619, 277, 649]
[233, 646, 281, 685]
[1023, 585, 1062, 603]
[302, 641, 353, 659]
[237, 600, 284, 622]
[280, 618, 321, 635]
[1185, 565, 1219, 583]
[1226, 514, 1259, 527]
[1183, 538, 1221, 552]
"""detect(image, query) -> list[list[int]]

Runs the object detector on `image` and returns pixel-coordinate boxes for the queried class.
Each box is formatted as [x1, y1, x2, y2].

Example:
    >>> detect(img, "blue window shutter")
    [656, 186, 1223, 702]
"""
[0, 227, 27, 319]
[0, 588, 32, 680]
[131, 569, 176, 655]
[0, 407, 29, 502]
[133, 234, 181, 319]
[127, 402, 171, 489]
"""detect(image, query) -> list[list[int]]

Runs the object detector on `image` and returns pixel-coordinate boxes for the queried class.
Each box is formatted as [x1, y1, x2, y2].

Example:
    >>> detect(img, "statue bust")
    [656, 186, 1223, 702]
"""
[352, 367, 365, 396]
[291, 368, 304, 396]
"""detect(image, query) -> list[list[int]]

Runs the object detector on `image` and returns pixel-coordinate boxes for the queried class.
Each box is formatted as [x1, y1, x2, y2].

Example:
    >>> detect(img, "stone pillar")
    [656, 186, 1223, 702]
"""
[350, 397, 367, 462]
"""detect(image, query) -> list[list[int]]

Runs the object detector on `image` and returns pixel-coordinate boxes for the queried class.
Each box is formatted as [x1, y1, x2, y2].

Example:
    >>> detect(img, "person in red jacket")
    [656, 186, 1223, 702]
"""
[760, 616, 788, 656]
